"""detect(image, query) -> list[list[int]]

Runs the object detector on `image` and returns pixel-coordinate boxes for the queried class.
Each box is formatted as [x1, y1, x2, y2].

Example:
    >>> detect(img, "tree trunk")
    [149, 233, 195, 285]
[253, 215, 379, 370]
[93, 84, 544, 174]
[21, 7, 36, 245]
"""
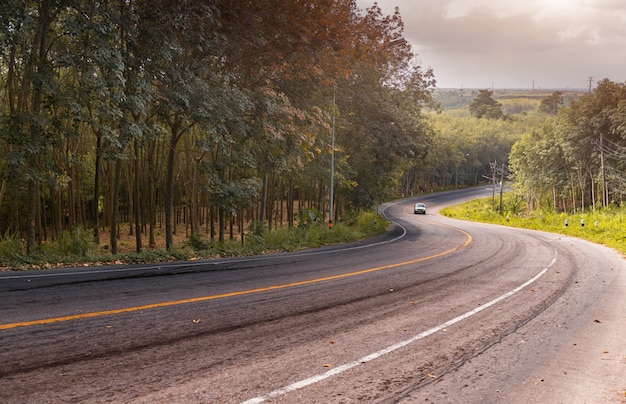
[165, 127, 182, 250]
[218, 206, 225, 242]
[147, 141, 157, 249]
[134, 140, 142, 252]
[93, 132, 102, 243]
[110, 158, 122, 254]
[260, 170, 268, 227]
[288, 179, 294, 228]
[26, 0, 54, 253]
[0, 179, 6, 219]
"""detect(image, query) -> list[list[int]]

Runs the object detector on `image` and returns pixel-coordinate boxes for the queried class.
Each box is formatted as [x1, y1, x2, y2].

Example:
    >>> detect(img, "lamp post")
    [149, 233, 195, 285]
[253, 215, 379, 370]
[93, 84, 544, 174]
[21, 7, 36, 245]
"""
[329, 86, 336, 228]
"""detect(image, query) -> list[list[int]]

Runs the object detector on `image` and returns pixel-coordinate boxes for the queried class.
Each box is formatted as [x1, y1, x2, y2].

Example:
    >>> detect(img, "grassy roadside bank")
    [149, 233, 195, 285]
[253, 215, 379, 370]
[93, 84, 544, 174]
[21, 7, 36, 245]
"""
[0, 211, 389, 271]
[441, 196, 626, 255]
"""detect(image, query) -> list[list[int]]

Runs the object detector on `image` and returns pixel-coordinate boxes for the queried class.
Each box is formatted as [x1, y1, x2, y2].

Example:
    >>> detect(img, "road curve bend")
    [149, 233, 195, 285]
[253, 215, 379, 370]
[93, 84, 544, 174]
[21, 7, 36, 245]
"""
[0, 187, 624, 403]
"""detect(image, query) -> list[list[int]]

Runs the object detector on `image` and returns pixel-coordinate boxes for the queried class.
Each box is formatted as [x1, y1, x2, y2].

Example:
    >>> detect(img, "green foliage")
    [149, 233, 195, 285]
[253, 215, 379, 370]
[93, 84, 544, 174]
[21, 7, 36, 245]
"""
[509, 80, 626, 212]
[189, 210, 389, 256]
[187, 233, 212, 251]
[418, 109, 548, 191]
[469, 90, 505, 119]
[0, 231, 25, 265]
[0, 227, 100, 268]
[113, 249, 190, 264]
[538, 91, 563, 114]
[442, 195, 626, 255]
[54, 227, 97, 257]
[297, 209, 324, 228]
[248, 221, 266, 237]
[500, 97, 540, 115]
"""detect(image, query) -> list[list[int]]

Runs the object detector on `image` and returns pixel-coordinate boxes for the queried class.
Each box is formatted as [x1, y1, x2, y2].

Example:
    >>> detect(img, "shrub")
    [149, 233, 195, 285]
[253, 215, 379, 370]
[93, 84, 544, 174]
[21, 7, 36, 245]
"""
[297, 209, 324, 228]
[187, 232, 212, 251]
[54, 227, 96, 257]
[0, 231, 25, 265]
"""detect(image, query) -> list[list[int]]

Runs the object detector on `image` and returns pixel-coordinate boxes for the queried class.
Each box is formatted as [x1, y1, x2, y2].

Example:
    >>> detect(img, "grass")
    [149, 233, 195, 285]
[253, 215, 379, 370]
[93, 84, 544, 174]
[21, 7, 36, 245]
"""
[441, 196, 626, 255]
[0, 211, 390, 270]
[191, 211, 388, 257]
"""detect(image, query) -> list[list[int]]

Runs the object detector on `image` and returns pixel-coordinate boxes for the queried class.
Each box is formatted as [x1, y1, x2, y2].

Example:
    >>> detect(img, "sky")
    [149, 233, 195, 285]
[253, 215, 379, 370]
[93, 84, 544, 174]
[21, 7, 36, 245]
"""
[356, 0, 626, 89]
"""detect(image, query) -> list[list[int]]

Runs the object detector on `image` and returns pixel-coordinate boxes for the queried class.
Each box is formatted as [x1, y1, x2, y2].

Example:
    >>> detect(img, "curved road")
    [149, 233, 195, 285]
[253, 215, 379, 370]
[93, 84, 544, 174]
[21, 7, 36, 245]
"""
[0, 187, 624, 403]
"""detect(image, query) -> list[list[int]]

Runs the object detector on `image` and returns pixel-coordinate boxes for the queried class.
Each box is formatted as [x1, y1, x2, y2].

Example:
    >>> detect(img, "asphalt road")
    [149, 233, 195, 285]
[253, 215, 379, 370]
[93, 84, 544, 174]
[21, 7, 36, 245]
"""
[1, 187, 624, 403]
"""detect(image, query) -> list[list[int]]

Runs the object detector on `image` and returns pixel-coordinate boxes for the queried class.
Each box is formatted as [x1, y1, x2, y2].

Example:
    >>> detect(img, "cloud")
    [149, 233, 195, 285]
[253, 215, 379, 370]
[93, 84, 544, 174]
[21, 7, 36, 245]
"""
[357, 0, 626, 88]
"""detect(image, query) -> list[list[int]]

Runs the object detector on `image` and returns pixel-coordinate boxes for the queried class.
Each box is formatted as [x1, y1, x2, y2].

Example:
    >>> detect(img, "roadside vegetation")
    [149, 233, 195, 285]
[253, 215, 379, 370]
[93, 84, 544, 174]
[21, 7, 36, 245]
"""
[4, 2, 623, 270]
[0, 210, 389, 270]
[442, 79, 626, 257]
[1, 2, 549, 268]
[441, 195, 626, 255]
[0, 1, 436, 258]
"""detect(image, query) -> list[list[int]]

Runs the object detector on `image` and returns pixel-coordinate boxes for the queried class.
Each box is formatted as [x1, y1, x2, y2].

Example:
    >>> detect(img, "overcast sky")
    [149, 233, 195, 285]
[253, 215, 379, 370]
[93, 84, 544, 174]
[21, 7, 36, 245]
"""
[356, 0, 626, 89]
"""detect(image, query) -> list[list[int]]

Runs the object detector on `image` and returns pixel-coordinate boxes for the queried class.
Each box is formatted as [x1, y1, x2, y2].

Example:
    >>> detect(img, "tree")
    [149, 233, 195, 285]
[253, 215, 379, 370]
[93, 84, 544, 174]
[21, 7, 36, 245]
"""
[560, 79, 626, 207]
[509, 126, 569, 211]
[0, 0, 83, 252]
[469, 90, 504, 119]
[509, 79, 626, 212]
[0, 0, 439, 257]
[538, 91, 563, 114]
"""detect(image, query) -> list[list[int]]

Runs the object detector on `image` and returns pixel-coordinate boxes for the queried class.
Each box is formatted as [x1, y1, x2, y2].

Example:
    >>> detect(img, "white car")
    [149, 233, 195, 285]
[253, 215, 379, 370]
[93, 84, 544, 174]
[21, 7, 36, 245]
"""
[414, 202, 426, 214]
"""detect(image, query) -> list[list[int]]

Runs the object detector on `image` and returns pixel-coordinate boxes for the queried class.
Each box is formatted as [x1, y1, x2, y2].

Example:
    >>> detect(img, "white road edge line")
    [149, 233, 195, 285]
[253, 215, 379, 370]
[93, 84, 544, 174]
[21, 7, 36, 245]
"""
[241, 253, 558, 404]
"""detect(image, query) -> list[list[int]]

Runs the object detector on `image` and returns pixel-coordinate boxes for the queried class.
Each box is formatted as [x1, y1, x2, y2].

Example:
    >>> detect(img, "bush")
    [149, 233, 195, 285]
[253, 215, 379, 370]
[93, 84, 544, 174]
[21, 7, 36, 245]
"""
[297, 208, 324, 228]
[54, 227, 95, 257]
[187, 232, 212, 251]
[0, 231, 25, 265]
[1, 210, 391, 270]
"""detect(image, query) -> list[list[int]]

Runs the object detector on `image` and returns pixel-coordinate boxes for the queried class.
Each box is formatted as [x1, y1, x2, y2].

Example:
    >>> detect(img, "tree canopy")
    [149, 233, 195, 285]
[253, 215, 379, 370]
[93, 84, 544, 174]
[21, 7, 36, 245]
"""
[469, 89, 505, 119]
[538, 91, 563, 114]
[0, 0, 438, 254]
[510, 79, 626, 212]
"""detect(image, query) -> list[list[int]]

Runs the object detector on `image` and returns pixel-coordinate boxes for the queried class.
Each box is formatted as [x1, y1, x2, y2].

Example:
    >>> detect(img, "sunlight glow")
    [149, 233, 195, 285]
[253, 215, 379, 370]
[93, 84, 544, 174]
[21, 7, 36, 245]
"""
[445, 0, 588, 20]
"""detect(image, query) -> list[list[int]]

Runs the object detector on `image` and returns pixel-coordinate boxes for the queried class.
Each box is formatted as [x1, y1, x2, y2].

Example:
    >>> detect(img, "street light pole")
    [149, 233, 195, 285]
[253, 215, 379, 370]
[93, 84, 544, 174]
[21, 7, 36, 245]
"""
[329, 85, 336, 228]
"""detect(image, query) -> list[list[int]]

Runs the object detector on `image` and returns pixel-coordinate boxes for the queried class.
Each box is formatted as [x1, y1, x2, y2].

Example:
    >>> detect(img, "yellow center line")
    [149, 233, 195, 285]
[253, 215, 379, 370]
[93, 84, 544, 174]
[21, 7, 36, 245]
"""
[1, 228, 472, 331]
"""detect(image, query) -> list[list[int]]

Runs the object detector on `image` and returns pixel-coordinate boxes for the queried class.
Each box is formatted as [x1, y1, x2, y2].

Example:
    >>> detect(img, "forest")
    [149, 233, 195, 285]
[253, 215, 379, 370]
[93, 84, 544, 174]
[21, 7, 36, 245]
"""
[509, 80, 626, 214]
[1, 1, 624, 261]
[1, 0, 438, 256]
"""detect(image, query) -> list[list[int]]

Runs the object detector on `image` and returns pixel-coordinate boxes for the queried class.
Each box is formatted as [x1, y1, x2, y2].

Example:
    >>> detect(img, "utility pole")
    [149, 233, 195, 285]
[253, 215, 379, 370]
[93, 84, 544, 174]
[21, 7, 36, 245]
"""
[499, 163, 506, 214]
[489, 160, 497, 207]
[600, 132, 608, 207]
[588, 76, 594, 93]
